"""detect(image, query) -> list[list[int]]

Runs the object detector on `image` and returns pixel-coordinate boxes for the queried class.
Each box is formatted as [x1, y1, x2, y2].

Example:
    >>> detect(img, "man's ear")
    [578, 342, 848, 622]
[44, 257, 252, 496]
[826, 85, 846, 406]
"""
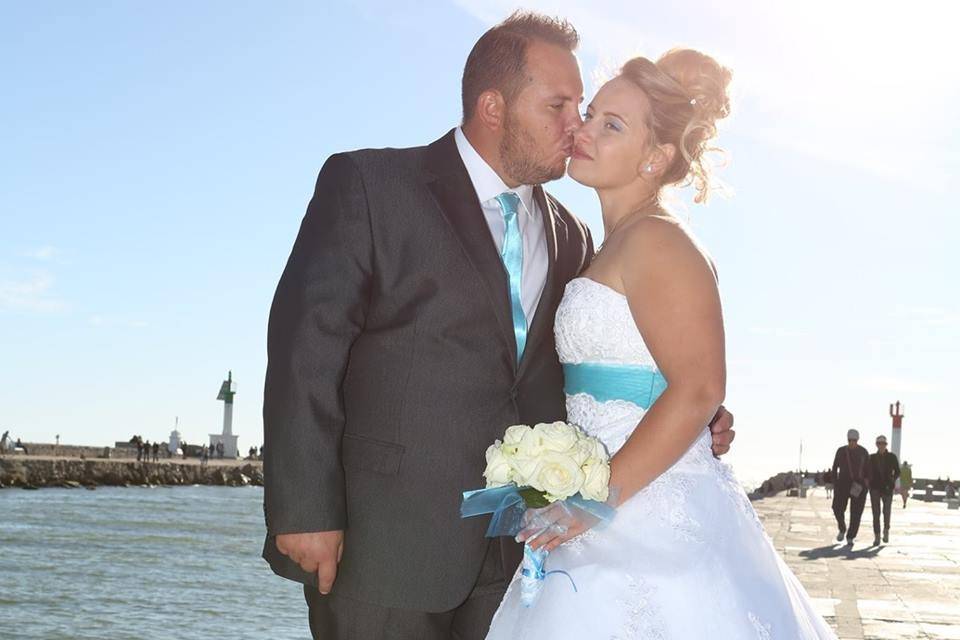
[474, 90, 507, 131]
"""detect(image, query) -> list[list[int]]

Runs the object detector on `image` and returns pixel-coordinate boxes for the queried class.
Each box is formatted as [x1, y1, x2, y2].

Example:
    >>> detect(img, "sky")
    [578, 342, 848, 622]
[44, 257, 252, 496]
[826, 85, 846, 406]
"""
[1, 0, 957, 487]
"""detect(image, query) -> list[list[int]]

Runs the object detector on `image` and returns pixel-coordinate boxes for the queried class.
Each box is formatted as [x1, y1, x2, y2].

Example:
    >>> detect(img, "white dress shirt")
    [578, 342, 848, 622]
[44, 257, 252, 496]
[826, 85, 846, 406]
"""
[454, 127, 548, 327]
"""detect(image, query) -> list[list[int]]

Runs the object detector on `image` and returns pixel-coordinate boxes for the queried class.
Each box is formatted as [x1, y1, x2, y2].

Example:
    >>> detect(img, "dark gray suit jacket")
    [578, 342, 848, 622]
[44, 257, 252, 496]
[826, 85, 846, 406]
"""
[262, 129, 594, 612]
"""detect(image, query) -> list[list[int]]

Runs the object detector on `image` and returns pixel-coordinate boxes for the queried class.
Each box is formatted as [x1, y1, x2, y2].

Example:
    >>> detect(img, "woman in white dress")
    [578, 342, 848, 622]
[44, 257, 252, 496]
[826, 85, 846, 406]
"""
[486, 49, 836, 639]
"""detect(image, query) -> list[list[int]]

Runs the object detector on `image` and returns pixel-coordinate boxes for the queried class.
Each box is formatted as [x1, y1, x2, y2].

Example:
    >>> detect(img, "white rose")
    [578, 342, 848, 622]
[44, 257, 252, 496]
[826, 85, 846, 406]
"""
[583, 436, 610, 465]
[580, 458, 611, 502]
[570, 437, 595, 467]
[501, 424, 531, 457]
[483, 442, 512, 487]
[506, 453, 540, 487]
[534, 421, 579, 454]
[516, 426, 546, 458]
[503, 424, 530, 445]
[530, 451, 586, 501]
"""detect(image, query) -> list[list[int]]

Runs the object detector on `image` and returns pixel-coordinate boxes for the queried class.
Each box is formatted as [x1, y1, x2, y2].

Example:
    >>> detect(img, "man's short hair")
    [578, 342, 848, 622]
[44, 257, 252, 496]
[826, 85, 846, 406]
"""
[461, 11, 579, 122]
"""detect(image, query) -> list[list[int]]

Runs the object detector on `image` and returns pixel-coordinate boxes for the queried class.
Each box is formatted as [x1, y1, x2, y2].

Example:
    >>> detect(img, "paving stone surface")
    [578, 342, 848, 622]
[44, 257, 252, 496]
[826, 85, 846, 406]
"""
[754, 488, 960, 639]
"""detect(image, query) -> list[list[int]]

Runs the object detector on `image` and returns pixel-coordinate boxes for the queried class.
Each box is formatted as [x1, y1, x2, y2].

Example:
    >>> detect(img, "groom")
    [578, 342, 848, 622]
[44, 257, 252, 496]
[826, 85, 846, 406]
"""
[262, 11, 736, 639]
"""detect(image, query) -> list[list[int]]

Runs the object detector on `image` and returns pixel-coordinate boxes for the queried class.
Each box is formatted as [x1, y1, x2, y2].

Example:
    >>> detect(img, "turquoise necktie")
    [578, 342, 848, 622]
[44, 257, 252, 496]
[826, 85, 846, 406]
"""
[494, 192, 527, 364]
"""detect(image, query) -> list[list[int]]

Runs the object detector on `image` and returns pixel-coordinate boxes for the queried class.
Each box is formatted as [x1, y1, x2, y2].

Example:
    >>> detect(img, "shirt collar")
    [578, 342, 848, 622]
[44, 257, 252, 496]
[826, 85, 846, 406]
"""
[454, 127, 535, 216]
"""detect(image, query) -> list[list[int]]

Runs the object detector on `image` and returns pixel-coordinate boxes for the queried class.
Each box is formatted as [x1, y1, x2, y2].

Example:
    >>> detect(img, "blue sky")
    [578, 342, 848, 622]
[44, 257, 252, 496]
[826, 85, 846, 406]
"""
[1, 1, 957, 485]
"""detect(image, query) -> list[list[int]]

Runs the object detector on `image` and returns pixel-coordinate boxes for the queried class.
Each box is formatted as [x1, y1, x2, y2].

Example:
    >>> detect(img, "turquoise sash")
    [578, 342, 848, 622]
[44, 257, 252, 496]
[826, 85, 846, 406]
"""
[562, 362, 668, 409]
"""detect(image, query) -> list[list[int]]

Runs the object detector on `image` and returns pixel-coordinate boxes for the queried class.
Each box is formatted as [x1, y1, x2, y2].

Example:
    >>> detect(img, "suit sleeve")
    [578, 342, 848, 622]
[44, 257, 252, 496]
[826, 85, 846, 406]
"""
[263, 153, 373, 535]
[893, 454, 901, 481]
[831, 448, 841, 481]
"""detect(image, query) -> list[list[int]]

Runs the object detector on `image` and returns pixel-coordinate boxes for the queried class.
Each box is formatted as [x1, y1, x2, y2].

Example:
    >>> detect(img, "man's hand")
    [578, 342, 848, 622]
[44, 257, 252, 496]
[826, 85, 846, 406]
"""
[709, 404, 735, 456]
[275, 530, 344, 594]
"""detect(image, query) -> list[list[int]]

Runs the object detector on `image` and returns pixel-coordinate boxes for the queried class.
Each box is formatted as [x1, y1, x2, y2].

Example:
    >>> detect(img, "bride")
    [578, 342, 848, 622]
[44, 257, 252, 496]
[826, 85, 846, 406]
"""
[486, 49, 836, 639]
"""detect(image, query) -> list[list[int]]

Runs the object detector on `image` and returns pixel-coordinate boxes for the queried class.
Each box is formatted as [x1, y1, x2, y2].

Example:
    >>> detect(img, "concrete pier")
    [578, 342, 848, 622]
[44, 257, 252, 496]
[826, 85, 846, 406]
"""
[755, 487, 960, 639]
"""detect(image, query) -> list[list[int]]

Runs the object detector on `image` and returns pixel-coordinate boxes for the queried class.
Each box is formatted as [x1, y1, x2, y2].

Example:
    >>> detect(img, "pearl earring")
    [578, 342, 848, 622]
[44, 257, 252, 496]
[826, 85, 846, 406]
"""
[645, 165, 653, 173]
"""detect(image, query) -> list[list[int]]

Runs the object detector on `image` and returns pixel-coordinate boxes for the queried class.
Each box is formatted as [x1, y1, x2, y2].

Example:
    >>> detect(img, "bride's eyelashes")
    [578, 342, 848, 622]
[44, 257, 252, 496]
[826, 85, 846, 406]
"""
[582, 111, 625, 133]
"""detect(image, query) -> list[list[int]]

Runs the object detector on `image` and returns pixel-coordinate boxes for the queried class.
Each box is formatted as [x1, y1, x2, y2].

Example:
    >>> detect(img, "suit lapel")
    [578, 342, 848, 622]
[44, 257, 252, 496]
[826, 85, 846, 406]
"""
[423, 131, 517, 362]
[517, 186, 560, 379]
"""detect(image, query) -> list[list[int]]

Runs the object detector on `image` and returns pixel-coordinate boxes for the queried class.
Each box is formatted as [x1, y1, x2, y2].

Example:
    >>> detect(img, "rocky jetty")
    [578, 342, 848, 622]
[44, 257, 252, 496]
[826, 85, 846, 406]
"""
[0, 457, 264, 489]
[748, 471, 804, 500]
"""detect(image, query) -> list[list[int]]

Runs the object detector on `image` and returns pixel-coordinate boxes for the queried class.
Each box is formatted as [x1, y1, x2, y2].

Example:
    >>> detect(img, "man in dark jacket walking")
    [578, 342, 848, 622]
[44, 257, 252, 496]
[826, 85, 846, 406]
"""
[869, 435, 900, 545]
[831, 429, 870, 545]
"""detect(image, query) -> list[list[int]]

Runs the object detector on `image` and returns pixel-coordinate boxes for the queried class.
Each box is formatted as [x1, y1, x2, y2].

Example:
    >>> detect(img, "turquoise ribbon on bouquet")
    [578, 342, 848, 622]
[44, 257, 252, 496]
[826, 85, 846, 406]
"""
[461, 486, 616, 602]
[460, 485, 616, 538]
[521, 544, 578, 592]
[461, 484, 527, 538]
[562, 362, 668, 409]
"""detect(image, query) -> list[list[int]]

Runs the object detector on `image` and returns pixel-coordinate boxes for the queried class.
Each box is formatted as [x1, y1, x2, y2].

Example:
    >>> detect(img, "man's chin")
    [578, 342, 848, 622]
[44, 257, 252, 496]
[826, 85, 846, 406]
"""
[542, 160, 569, 184]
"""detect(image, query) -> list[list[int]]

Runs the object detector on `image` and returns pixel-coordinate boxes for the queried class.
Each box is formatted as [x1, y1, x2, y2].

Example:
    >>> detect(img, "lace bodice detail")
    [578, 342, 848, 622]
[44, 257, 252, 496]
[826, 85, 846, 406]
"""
[555, 278, 654, 366]
[554, 277, 712, 461]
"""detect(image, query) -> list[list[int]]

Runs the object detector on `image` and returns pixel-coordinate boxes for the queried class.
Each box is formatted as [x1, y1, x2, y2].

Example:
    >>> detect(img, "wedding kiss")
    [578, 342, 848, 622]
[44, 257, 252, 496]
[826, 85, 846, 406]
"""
[262, 11, 835, 640]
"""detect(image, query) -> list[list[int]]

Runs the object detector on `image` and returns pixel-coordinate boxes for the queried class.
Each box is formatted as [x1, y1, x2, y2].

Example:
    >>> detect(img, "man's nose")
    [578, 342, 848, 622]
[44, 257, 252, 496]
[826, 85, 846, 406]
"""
[573, 127, 592, 146]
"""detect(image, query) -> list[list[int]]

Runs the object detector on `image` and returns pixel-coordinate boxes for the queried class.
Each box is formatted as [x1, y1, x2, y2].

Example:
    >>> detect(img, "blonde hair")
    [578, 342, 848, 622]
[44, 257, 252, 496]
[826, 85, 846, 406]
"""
[619, 48, 732, 203]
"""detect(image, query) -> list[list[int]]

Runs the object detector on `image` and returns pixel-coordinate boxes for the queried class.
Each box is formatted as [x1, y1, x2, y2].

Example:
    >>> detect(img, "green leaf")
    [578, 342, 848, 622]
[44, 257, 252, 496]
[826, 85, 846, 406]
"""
[518, 487, 550, 508]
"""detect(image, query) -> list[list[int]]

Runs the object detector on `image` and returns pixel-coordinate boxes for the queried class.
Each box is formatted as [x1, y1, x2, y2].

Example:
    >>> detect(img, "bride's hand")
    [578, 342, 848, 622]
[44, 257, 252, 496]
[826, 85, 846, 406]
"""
[516, 501, 600, 552]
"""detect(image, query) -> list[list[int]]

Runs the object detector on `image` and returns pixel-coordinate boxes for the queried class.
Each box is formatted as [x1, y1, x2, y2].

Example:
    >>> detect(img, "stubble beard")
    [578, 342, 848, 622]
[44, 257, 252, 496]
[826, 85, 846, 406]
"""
[500, 111, 567, 186]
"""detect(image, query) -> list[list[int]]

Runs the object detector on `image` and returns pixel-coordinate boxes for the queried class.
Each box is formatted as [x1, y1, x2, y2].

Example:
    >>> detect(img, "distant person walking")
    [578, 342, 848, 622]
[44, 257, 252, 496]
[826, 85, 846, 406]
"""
[899, 461, 912, 508]
[136, 439, 143, 461]
[869, 435, 900, 545]
[152, 441, 159, 463]
[831, 429, 870, 545]
[201, 445, 209, 467]
[0, 430, 9, 455]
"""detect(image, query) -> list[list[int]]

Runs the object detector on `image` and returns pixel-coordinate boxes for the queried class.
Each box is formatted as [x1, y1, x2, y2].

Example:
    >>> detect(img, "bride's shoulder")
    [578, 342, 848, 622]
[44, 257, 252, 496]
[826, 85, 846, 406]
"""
[621, 214, 713, 273]
[623, 213, 695, 252]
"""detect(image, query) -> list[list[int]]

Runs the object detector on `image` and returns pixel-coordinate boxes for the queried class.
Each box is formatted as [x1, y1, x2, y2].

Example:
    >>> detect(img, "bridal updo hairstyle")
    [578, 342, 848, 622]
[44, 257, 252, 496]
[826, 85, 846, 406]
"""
[619, 48, 732, 203]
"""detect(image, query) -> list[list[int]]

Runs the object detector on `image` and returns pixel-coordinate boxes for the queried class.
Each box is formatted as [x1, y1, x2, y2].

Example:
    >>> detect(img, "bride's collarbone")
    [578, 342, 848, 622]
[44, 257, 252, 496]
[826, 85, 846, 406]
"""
[583, 243, 628, 295]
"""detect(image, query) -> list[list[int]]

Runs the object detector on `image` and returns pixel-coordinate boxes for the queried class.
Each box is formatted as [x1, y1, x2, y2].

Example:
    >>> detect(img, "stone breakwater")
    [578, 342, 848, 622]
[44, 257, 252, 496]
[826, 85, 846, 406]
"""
[0, 457, 264, 489]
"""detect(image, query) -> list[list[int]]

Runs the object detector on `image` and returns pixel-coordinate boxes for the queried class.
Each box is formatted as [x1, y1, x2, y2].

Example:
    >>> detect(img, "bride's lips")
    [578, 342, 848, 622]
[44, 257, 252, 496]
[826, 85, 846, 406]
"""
[572, 146, 593, 160]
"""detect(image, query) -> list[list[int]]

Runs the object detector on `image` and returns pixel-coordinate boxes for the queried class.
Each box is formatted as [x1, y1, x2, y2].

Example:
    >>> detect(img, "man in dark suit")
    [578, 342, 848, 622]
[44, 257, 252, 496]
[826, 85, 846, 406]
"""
[262, 12, 736, 640]
[869, 434, 900, 545]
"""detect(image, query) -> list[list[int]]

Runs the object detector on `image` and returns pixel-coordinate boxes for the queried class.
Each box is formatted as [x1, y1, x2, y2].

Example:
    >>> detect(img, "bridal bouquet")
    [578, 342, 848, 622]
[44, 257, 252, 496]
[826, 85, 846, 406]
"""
[461, 422, 614, 607]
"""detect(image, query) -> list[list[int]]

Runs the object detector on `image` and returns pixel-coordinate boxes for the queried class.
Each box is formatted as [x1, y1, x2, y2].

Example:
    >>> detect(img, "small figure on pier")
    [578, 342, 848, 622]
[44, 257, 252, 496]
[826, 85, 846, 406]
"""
[831, 429, 870, 546]
[869, 435, 900, 545]
[900, 461, 912, 508]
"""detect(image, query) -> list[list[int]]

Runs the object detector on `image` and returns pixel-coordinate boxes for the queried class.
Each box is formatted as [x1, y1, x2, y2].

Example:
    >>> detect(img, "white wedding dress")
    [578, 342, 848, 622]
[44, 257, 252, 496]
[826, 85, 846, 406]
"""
[486, 277, 836, 639]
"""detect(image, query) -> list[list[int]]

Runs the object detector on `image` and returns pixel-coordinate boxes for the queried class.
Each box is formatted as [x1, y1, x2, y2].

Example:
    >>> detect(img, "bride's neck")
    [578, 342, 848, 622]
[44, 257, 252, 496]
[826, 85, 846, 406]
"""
[597, 185, 661, 236]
